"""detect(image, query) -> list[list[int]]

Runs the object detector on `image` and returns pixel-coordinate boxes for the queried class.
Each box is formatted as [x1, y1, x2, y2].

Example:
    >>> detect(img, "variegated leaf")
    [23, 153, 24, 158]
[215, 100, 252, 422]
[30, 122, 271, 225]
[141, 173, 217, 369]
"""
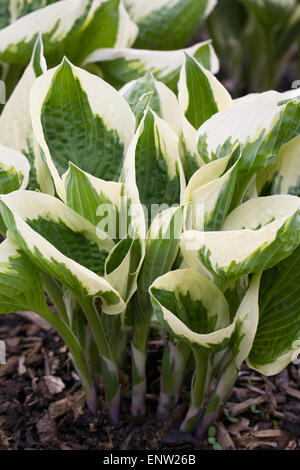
[64, 163, 145, 304]
[0, 1, 59, 28]
[120, 72, 203, 181]
[124, 0, 217, 50]
[183, 148, 239, 231]
[0, 235, 48, 314]
[126, 205, 184, 326]
[120, 72, 183, 130]
[121, 107, 185, 229]
[0, 35, 50, 192]
[0, 233, 94, 396]
[181, 195, 300, 287]
[84, 40, 219, 93]
[64, 163, 123, 233]
[197, 90, 300, 205]
[0, 190, 125, 314]
[30, 58, 136, 199]
[0, 0, 137, 65]
[150, 268, 234, 352]
[178, 53, 232, 129]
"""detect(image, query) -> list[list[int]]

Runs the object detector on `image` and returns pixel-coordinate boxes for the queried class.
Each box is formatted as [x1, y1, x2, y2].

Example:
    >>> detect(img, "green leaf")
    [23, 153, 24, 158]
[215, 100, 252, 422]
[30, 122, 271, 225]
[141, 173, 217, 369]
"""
[84, 40, 219, 93]
[178, 53, 232, 129]
[30, 58, 135, 199]
[240, 0, 296, 28]
[212, 442, 223, 450]
[248, 245, 300, 375]
[0, 190, 125, 314]
[125, 0, 217, 50]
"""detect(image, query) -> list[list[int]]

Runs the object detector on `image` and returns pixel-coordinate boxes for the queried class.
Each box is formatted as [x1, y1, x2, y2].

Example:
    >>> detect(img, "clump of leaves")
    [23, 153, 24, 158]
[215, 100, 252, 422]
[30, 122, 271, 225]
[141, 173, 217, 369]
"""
[0, 17, 299, 440]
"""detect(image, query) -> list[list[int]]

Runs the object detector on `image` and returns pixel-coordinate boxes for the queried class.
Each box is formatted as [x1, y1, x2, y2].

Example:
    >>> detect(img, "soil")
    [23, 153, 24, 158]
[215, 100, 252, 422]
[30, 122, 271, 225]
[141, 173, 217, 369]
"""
[0, 313, 300, 451]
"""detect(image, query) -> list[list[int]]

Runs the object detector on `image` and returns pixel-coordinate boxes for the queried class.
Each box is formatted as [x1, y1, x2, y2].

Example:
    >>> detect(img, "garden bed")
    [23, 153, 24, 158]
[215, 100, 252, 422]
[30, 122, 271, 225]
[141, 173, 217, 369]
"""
[1, 313, 299, 451]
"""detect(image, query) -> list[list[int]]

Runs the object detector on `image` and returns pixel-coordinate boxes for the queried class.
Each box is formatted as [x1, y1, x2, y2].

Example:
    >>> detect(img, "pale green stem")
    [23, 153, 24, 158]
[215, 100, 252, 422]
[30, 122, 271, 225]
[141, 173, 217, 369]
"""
[195, 360, 238, 440]
[180, 348, 212, 434]
[157, 339, 191, 420]
[42, 273, 69, 324]
[74, 294, 121, 425]
[131, 308, 151, 421]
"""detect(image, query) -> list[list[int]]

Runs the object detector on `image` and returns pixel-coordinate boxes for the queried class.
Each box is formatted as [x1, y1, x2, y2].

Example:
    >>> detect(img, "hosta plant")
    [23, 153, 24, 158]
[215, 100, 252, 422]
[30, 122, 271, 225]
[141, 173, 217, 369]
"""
[0, 0, 217, 100]
[0, 34, 299, 439]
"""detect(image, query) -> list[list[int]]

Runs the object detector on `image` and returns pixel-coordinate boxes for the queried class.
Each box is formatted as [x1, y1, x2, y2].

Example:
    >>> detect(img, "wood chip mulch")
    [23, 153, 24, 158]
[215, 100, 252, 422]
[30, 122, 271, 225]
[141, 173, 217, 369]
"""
[0, 313, 299, 450]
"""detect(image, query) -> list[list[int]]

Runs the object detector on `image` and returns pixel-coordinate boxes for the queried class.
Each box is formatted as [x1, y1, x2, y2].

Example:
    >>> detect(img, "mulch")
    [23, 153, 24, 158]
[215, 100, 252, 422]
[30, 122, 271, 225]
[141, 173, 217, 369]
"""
[0, 313, 299, 451]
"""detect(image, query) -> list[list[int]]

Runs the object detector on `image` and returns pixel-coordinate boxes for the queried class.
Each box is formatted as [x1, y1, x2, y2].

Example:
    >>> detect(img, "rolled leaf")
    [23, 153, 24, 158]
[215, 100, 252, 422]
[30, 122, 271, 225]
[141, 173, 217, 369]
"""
[0, 190, 125, 314]
[64, 162, 145, 241]
[30, 58, 135, 199]
[183, 149, 239, 231]
[64, 162, 123, 232]
[0, 145, 30, 194]
[84, 40, 219, 93]
[150, 268, 234, 352]
[121, 107, 185, 229]
[181, 195, 300, 287]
